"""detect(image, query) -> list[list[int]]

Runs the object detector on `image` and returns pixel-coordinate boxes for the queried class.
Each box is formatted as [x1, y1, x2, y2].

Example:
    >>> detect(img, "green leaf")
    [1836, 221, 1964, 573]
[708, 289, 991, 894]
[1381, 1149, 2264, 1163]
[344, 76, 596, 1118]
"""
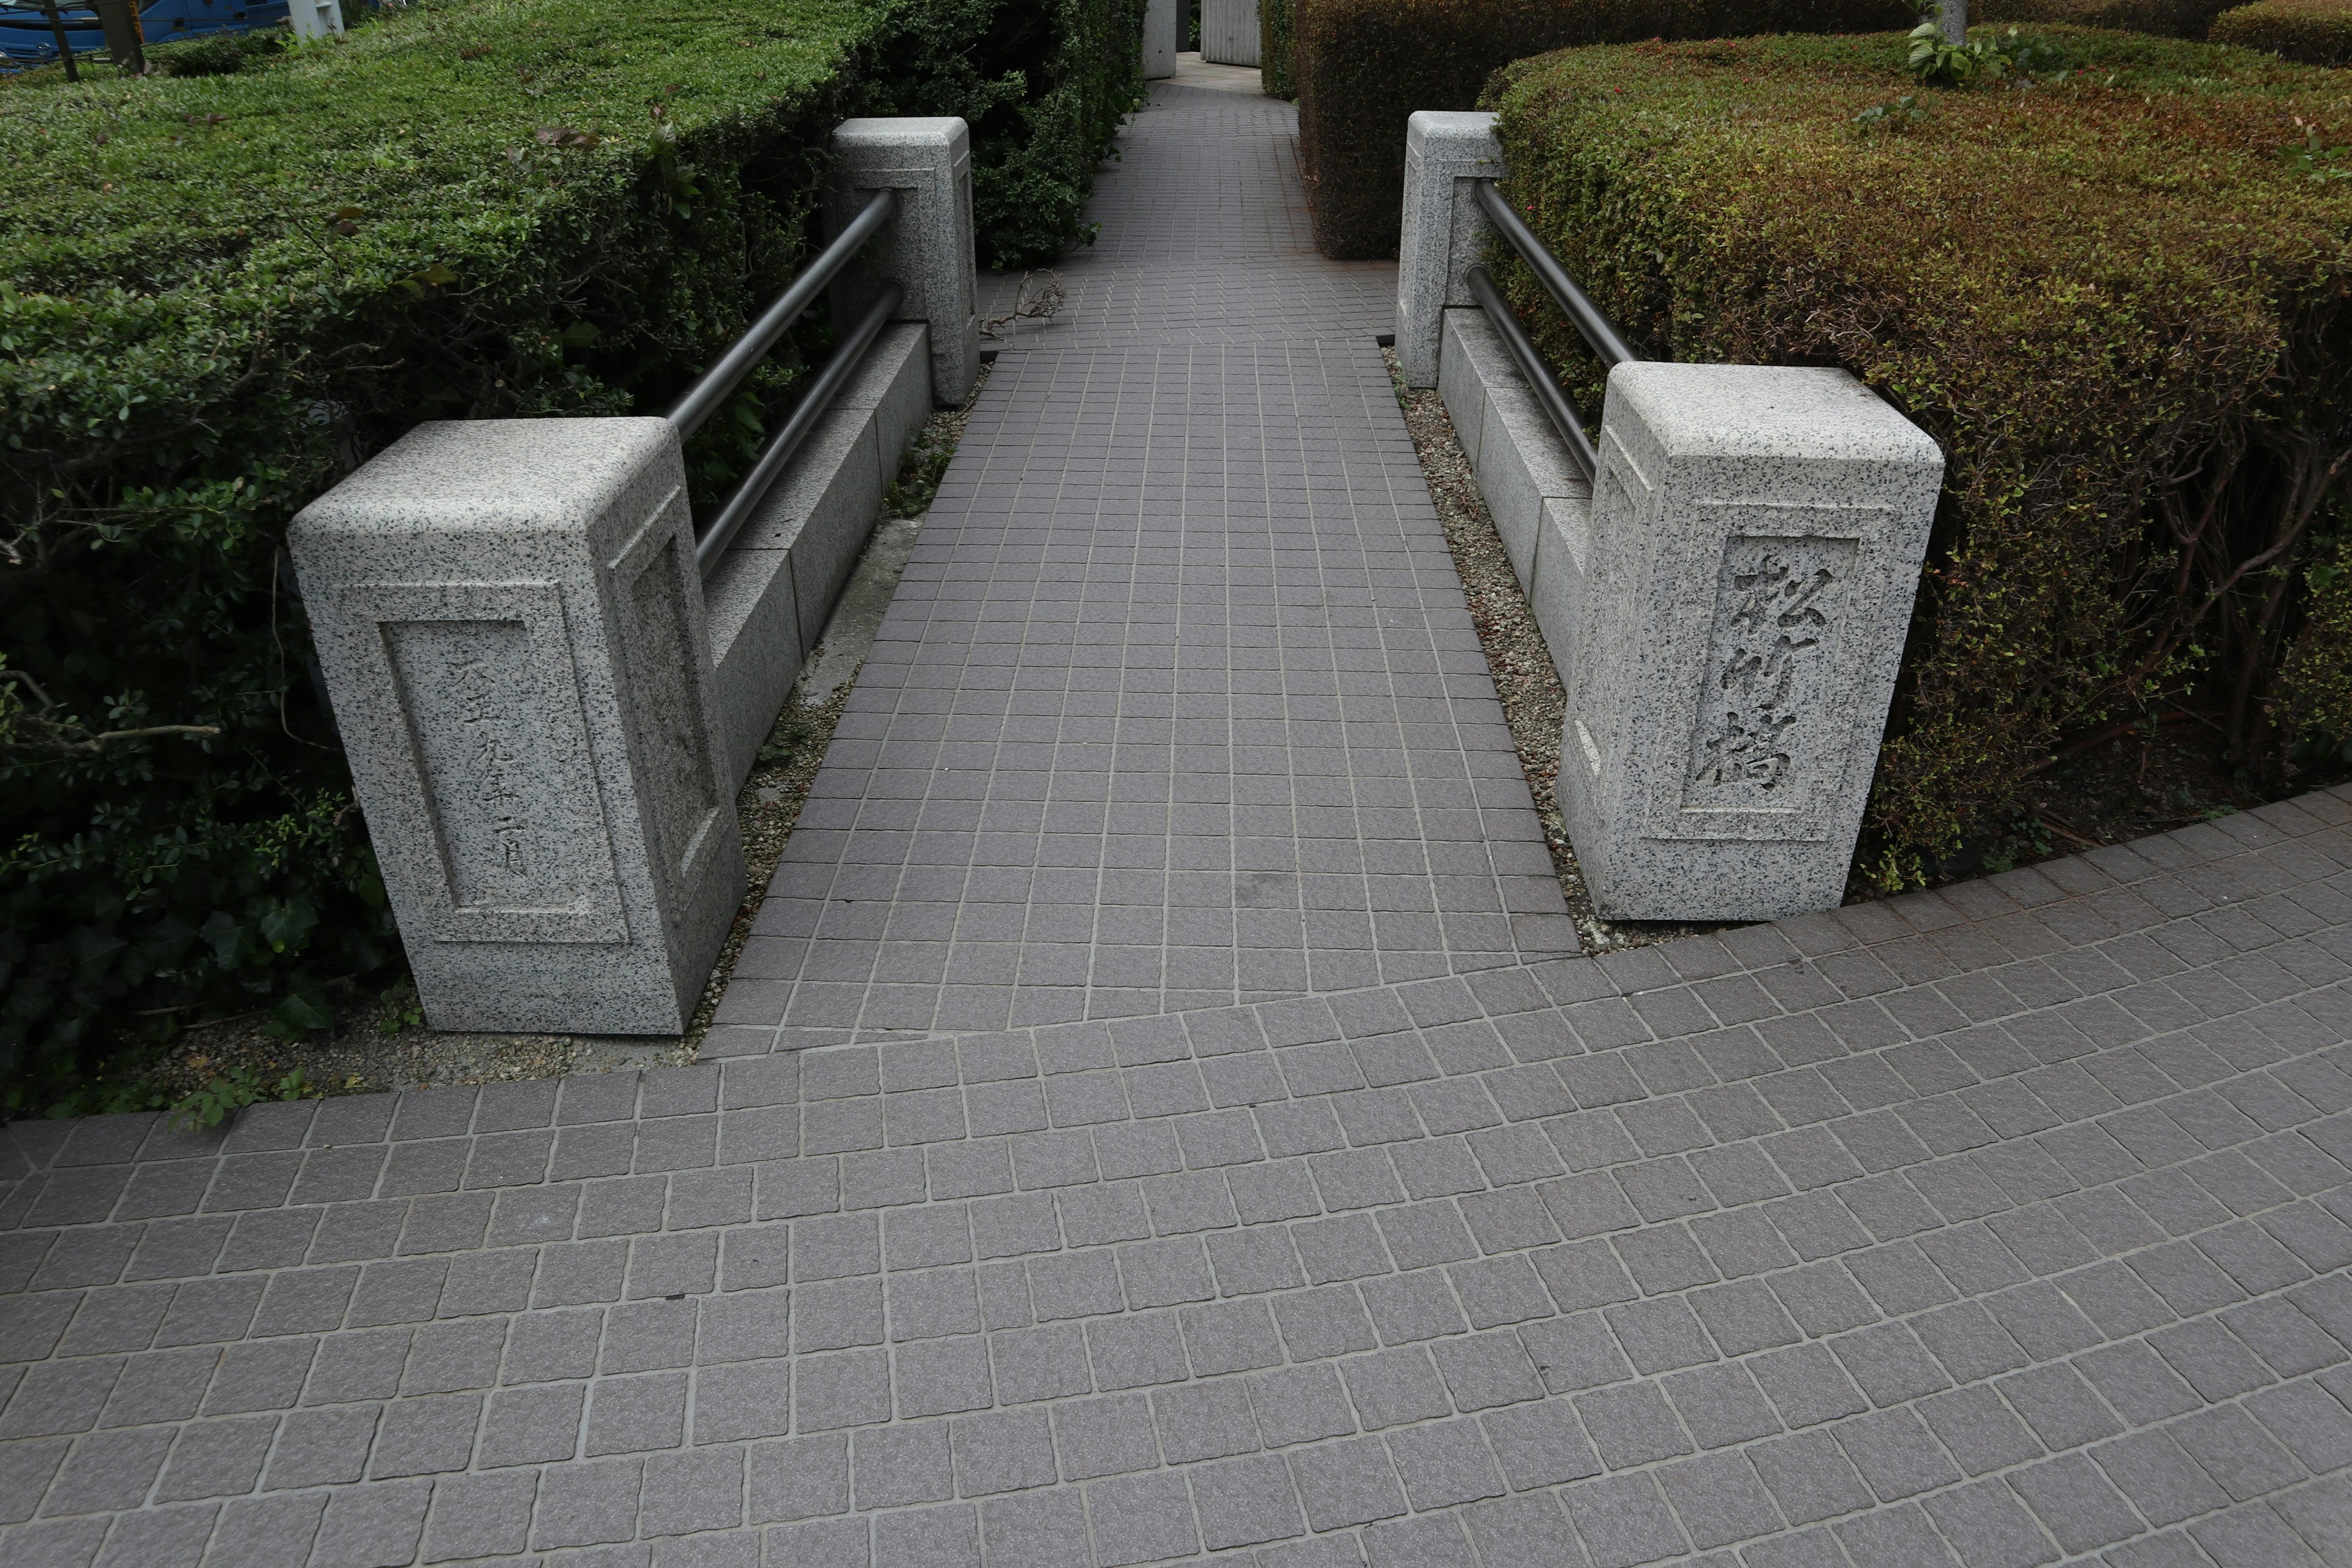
[257, 895, 317, 954]
[198, 909, 244, 967]
[270, 980, 334, 1033]
[170, 1066, 268, 1129]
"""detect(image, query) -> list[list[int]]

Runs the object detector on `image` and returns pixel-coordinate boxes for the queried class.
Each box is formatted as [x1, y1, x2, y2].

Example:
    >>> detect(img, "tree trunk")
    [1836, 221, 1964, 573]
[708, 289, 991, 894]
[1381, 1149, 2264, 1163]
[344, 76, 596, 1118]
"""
[1940, 0, 1969, 44]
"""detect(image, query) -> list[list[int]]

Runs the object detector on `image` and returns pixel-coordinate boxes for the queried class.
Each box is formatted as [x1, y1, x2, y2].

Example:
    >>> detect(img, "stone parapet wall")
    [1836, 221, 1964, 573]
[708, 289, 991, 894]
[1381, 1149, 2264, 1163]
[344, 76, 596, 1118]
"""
[287, 120, 976, 1036]
[1404, 111, 1946, 922]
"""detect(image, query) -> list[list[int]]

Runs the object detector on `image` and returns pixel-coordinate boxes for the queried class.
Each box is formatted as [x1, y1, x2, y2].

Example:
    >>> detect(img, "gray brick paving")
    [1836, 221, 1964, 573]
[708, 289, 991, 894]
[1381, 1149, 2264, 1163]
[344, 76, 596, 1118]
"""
[7, 80, 2352, 1568]
[712, 81, 1565, 1044]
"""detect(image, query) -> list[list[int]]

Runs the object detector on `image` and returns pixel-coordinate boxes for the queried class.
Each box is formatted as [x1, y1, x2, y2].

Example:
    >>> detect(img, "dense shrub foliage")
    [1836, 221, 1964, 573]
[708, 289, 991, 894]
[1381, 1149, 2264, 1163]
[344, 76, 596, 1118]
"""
[2211, 0, 2352, 62]
[1975, 0, 2238, 34]
[0, 0, 1142, 1109]
[1490, 28, 2352, 886]
[858, 0, 1149, 263]
[1291, 0, 1912, 259]
[2277, 532, 2352, 764]
[1261, 0, 1295, 97]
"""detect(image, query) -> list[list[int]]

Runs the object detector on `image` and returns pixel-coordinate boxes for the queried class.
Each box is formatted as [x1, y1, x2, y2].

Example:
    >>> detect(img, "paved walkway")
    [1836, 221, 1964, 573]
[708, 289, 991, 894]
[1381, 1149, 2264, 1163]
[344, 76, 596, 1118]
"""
[6, 78, 2352, 1568]
[709, 75, 1574, 1045]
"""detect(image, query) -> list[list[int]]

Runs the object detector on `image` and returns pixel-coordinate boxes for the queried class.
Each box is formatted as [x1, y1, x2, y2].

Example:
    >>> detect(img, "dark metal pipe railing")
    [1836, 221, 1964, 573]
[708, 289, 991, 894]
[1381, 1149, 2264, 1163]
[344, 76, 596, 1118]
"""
[692, 279, 903, 577]
[666, 186, 899, 440]
[1474, 179, 1640, 370]
[668, 184, 908, 578]
[1466, 265, 1599, 480]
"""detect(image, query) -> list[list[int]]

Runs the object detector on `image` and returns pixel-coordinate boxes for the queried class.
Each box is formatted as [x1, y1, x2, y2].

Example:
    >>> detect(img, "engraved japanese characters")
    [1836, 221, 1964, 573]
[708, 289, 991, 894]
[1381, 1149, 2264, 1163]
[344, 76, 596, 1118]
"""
[1544, 363, 1943, 920]
[1686, 538, 1856, 810]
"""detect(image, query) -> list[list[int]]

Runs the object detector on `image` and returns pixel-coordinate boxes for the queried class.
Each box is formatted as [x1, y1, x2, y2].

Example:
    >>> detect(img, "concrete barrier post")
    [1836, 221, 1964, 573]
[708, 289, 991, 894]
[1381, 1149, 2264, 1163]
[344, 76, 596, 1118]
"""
[1144, 0, 1178, 77]
[1396, 110, 1504, 388]
[829, 118, 980, 407]
[288, 420, 745, 1034]
[288, 0, 344, 40]
[1201, 0, 1262, 66]
[1560, 365, 1945, 921]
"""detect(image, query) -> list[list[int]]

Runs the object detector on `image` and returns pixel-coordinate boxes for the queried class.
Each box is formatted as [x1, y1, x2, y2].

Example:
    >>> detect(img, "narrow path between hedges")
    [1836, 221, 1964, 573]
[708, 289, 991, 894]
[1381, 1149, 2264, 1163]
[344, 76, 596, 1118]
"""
[7, 68, 2352, 1568]
[704, 72, 1579, 1047]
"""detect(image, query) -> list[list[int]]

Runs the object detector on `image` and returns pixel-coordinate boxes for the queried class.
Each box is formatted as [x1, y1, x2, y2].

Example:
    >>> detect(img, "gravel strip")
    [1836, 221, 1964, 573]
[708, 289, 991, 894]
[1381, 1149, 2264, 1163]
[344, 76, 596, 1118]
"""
[1382, 346, 1728, 955]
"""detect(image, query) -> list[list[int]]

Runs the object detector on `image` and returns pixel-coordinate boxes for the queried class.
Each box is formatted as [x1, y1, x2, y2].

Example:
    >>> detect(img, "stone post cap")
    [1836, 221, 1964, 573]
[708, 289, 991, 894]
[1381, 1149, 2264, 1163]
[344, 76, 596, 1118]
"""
[827, 115, 978, 407]
[1406, 111, 1502, 159]
[1604, 363, 1944, 469]
[290, 417, 682, 540]
[285, 410, 737, 1034]
[1396, 111, 1506, 388]
[832, 117, 971, 157]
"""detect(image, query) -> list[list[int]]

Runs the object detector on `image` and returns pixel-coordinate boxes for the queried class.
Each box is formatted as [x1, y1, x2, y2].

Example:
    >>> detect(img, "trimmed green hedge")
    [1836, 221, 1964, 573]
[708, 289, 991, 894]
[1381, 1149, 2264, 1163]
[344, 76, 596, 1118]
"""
[1292, 0, 1913, 260]
[1488, 28, 2352, 886]
[1974, 0, 2238, 34]
[2210, 0, 2352, 62]
[2278, 529, 2352, 761]
[0, 0, 1141, 1109]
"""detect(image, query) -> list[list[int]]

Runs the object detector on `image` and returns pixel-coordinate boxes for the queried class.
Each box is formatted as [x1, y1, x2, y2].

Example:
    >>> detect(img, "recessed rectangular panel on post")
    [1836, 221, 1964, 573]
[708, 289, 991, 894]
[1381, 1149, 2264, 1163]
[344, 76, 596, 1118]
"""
[1558, 364, 1945, 923]
[290, 417, 744, 1034]
[608, 500, 731, 925]
[1667, 520, 1871, 842]
[345, 579, 627, 946]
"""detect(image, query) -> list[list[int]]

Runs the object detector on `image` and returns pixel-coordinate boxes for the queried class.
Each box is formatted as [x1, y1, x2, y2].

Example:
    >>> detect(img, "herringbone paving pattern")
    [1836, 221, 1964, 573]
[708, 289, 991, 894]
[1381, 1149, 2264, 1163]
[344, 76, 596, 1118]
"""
[6, 81, 2352, 1568]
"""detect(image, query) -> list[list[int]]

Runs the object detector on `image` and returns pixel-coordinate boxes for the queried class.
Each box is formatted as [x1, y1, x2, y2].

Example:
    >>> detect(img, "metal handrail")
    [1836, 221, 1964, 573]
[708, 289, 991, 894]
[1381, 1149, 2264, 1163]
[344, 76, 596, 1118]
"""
[666, 186, 899, 440]
[1466, 265, 1599, 481]
[1473, 179, 1639, 371]
[693, 279, 903, 577]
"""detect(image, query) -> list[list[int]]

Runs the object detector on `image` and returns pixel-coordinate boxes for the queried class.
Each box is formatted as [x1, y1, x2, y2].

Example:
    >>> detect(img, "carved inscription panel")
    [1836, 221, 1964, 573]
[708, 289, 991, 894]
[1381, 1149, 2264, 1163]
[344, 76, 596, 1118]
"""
[1681, 535, 1858, 818]
[385, 617, 595, 915]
